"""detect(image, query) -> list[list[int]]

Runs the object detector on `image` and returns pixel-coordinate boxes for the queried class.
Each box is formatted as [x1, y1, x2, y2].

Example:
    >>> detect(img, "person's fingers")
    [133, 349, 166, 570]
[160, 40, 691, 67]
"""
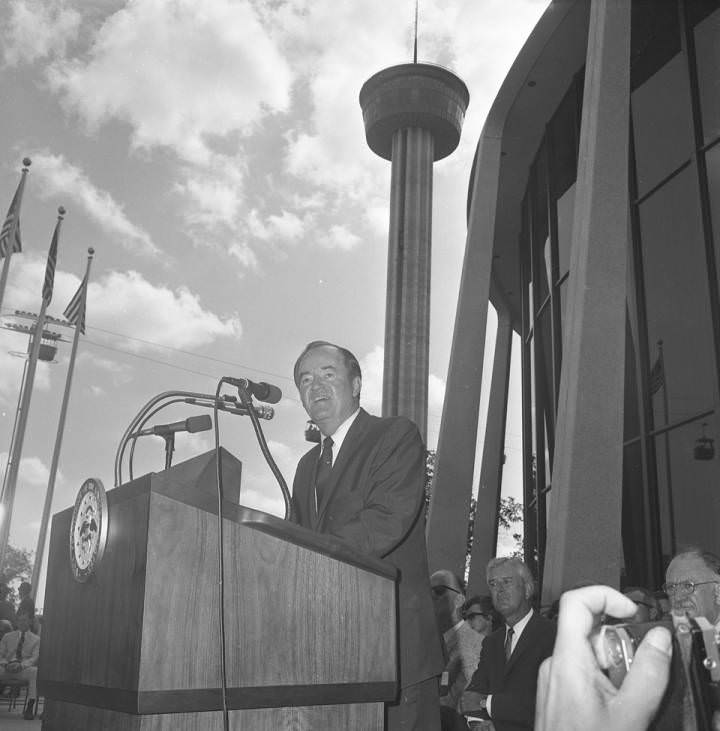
[614, 627, 672, 728]
[554, 586, 638, 655]
[534, 657, 552, 731]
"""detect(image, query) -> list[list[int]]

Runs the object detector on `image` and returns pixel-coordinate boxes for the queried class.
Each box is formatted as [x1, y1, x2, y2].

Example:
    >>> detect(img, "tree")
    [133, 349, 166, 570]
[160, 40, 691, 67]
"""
[1, 543, 33, 592]
[498, 496, 524, 557]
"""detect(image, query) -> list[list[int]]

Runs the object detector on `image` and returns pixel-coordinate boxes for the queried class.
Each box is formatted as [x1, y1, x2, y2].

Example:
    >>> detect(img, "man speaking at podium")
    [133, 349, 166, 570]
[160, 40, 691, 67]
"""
[292, 341, 443, 731]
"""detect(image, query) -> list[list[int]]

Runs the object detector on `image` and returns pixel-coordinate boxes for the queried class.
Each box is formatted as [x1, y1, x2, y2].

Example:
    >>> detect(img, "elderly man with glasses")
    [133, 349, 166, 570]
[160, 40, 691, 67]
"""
[430, 570, 485, 725]
[663, 547, 720, 624]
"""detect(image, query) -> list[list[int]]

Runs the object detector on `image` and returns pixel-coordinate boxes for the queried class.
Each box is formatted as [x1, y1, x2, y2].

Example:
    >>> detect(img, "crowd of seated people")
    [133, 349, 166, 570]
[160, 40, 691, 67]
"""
[430, 546, 720, 731]
[0, 582, 40, 720]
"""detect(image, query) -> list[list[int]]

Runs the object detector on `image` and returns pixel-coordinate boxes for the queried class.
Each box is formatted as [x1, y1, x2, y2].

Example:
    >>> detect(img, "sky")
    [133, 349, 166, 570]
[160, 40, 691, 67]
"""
[0, 0, 546, 603]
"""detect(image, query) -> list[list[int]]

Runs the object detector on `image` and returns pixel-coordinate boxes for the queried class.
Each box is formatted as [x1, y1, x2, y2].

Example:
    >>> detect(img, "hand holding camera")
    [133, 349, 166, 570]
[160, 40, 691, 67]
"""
[534, 585, 672, 731]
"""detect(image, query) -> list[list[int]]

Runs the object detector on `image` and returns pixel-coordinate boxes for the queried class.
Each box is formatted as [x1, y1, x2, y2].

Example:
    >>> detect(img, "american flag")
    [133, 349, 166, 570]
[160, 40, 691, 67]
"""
[649, 351, 664, 395]
[42, 209, 64, 304]
[63, 273, 88, 334]
[0, 166, 29, 259]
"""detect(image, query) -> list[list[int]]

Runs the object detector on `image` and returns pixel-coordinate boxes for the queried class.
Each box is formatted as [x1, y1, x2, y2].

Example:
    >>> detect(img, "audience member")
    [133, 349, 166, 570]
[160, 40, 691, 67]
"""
[0, 610, 40, 720]
[663, 547, 720, 624]
[462, 595, 496, 636]
[0, 584, 15, 626]
[534, 585, 672, 731]
[460, 557, 556, 731]
[17, 583, 35, 620]
[431, 570, 484, 725]
[653, 590, 671, 620]
[622, 586, 659, 623]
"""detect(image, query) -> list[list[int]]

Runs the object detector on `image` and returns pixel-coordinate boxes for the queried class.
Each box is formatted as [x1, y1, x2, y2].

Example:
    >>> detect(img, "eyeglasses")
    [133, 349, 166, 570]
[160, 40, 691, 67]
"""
[661, 580, 719, 597]
[432, 585, 461, 597]
[465, 611, 492, 620]
[488, 577, 516, 590]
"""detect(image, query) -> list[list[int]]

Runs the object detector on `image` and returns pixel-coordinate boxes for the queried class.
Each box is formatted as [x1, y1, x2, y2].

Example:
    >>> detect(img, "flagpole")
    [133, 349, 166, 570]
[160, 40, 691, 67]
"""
[31, 247, 94, 591]
[0, 207, 64, 572]
[0, 158, 31, 313]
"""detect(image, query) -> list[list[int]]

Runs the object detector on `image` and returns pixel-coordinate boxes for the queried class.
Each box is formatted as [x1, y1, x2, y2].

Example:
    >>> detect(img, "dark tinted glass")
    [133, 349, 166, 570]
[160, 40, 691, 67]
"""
[638, 167, 715, 427]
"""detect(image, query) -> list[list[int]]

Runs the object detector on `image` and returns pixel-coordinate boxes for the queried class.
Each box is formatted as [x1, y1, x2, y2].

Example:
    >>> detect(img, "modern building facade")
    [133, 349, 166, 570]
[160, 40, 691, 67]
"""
[427, 0, 720, 603]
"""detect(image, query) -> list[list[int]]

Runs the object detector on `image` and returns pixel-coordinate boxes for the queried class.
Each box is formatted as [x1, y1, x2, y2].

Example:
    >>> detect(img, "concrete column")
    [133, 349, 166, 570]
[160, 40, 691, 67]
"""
[467, 309, 513, 593]
[383, 127, 434, 439]
[426, 134, 503, 576]
[541, 0, 631, 603]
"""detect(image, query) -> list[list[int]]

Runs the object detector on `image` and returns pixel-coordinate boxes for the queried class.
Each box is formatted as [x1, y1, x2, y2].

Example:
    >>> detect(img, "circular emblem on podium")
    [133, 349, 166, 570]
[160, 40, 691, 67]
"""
[69, 478, 108, 582]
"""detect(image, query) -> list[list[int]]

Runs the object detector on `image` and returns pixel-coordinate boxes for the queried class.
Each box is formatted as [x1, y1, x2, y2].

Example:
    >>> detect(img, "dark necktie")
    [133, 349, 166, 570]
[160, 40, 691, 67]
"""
[315, 437, 334, 507]
[15, 631, 25, 661]
[504, 627, 514, 661]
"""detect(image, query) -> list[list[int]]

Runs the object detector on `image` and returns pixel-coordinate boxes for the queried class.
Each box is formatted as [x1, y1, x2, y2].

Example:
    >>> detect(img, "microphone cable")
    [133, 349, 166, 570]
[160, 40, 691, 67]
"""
[233, 381, 294, 521]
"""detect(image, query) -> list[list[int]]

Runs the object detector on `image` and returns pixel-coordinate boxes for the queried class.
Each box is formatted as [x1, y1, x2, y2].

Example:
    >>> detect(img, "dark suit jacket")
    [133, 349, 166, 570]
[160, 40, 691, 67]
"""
[465, 612, 556, 731]
[292, 408, 443, 688]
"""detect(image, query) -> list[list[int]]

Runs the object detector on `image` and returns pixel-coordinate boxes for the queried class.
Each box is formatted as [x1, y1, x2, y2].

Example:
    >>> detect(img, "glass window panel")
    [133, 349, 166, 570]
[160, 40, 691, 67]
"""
[632, 53, 694, 196]
[652, 414, 720, 558]
[639, 166, 715, 426]
[532, 157, 549, 306]
[693, 7, 720, 143]
[559, 279, 568, 349]
[631, 0, 680, 91]
[556, 183, 575, 279]
[622, 442, 650, 585]
[707, 143, 720, 296]
[550, 79, 580, 199]
[624, 312, 641, 441]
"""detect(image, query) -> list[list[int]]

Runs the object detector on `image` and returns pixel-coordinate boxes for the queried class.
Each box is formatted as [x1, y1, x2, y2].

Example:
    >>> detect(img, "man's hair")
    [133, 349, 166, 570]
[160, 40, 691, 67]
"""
[293, 341, 362, 387]
[671, 547, 720, 576]
[486, 556, 536, 598]
[0, 584, 8, 598]
[18, 582, 31, 595]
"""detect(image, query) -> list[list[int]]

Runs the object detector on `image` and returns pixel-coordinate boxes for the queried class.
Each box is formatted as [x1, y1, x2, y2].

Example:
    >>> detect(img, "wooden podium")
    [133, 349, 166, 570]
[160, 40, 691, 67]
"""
[40, 449, 398, 730]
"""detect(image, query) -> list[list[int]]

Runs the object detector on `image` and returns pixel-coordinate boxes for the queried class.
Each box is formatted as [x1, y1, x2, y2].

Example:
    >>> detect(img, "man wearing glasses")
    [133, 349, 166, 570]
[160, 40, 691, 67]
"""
[663, 548, 720, 624]
[430, 571, 484, 722]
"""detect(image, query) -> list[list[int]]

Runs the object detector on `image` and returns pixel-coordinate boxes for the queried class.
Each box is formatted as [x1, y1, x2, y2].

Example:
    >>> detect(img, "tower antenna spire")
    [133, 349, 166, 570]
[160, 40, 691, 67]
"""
[413, 0, 419, 63]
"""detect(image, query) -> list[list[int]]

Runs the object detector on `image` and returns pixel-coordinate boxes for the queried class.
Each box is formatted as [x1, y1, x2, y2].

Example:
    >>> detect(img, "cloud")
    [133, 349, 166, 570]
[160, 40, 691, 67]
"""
[4, 256, 242, 352]
[247, 209, 307, 243]
[1, 0, 81, 66]
[46, 0, 293, 165]
[318, 224, 361, 251]
[31, 151, 158, 256]
[86, 270, 242, 350]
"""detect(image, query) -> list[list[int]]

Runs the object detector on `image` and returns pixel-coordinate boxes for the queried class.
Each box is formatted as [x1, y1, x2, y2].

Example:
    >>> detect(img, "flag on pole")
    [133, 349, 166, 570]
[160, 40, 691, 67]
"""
[42, 207, 65, 304]
[63, 272, 88, 334]
[0, 159, 31, 259]
[649, 342, 665, 395]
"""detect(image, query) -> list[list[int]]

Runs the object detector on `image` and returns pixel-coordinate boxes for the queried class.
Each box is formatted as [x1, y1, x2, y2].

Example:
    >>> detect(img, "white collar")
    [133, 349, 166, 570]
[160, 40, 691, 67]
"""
[323, 408, 360, 464]
[506, 607, 534, 637]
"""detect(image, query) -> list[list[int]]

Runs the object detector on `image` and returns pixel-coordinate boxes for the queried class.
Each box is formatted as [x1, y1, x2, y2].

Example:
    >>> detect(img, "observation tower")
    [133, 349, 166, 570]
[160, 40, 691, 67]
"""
[359, 62, 469, 439]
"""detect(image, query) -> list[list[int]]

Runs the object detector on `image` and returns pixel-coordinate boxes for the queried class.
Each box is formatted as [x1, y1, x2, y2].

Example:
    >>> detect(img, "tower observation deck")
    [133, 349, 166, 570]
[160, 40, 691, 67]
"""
[359, 63, 469, 439]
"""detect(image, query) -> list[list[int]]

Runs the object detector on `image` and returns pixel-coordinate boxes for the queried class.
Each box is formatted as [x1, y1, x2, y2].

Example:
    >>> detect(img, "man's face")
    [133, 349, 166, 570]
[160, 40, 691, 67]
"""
[665, 554, 720, 623]
[464, 604, 492, 635]
[487, 564, 530, 622]
[296, 345, 360, 436]
[16, 614, 30, 632]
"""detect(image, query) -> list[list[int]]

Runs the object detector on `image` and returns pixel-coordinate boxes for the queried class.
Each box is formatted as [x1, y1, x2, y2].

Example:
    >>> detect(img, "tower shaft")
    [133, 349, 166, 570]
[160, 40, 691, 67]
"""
[383, 127, 434, 438]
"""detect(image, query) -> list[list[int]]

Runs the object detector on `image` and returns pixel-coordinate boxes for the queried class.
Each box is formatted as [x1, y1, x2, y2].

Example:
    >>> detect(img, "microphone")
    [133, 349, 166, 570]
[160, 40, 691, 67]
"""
[133, 414, 212, 437]
[223, 377, 282, 404]
[184, 398, 275, 420]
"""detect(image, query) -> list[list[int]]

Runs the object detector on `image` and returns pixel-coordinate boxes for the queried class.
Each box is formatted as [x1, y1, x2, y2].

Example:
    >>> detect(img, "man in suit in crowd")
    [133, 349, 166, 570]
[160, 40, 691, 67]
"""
[0, 610, 40, 719]
[460, 557, 556, 731]
[292, 341, 443, 731]
[431, 570, 484, 715]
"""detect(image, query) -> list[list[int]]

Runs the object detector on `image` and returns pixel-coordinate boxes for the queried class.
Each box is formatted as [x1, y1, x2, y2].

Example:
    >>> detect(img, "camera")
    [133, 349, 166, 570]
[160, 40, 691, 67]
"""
[596, 617, 720, 730]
